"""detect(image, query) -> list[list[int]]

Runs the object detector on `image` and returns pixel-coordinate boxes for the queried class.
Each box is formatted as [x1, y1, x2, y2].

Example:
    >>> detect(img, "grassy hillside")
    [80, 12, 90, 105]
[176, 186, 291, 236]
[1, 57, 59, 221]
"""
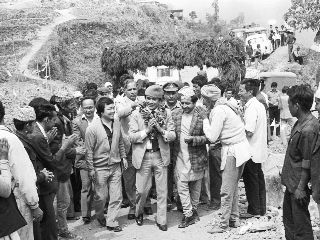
[29, 2, 193, 89]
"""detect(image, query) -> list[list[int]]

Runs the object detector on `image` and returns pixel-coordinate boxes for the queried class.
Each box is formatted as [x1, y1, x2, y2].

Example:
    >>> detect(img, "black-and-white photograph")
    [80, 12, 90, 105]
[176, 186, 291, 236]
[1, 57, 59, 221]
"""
[1, 0, 320, 239]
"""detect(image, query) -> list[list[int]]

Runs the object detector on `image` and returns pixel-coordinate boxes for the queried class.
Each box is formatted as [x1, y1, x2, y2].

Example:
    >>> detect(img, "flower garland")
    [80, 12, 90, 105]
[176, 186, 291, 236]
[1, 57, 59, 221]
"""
[139, 102, 167, 139]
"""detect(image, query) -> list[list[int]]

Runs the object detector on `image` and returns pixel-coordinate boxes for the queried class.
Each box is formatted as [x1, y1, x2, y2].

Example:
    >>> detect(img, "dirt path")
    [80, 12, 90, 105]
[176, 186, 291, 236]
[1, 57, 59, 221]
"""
[18, 7, 76, 80]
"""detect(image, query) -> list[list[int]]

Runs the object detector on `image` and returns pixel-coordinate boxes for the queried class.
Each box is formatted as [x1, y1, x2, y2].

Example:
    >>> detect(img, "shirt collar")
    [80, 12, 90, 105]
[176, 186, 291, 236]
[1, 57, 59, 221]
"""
[36, 122, 48, 141]
[244, 97, 256, 108]
[165, 101, 181, 110]
[81, 113, 98, 122]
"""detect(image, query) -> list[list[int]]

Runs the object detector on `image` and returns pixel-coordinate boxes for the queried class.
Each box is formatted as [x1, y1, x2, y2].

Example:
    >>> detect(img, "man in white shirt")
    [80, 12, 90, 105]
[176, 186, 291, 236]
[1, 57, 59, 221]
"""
[0, 100, 43, 240]
[239, 79, 267, 218]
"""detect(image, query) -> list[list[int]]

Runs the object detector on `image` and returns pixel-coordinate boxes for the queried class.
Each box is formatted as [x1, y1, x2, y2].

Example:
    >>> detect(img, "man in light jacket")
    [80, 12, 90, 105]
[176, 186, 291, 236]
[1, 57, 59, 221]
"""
[85, 97, 127, 232]
[129, 85, 176, 231]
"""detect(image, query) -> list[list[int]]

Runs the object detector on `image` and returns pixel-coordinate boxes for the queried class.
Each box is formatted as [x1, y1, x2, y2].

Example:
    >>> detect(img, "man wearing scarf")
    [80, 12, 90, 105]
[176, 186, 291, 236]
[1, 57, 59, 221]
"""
[197, 84, 251, 233]
[129, 85, 176, 231]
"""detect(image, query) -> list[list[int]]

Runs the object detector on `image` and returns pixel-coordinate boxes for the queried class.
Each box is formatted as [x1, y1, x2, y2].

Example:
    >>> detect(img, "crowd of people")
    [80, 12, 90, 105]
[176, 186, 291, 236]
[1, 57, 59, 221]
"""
[245, 24, 303, 68]
[1, 73, 320, 240]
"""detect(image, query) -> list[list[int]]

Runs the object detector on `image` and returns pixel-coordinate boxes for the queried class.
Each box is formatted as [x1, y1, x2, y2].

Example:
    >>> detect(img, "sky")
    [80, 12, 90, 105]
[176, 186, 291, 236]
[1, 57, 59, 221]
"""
[159, 0, 292, 27]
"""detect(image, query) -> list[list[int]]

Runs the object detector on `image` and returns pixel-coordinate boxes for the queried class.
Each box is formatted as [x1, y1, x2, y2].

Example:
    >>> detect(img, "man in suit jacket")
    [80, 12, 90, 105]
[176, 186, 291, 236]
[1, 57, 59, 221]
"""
[29, 99, 77, 240]
[72, 96, 98, 224]
[129, 85, 176, 231]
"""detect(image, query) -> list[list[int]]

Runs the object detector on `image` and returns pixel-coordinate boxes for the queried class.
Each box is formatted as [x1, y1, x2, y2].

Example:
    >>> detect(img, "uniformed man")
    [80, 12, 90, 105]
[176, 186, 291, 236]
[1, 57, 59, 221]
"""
[163, 82, 181, 111]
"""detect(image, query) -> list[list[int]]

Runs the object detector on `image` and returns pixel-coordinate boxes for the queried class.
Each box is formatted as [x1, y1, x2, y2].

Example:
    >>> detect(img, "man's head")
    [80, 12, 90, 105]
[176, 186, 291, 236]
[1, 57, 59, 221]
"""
[239, 78, 259, 103]
[124, 79, 137, 101]
[271, 82, 278, 91]
[179, 86, 198, 114]
[96, 97, 115, 121]
[0, 101, 5, 124]
[104, 82, 113, 93]
[191, 75, 208, 98]
[30, 101, 57, 131]
[287, 85, 314, 118]
[201, 84, 221, 110]
[81, 97, 95, 120]
[163, 82, 179, 106]
[248, 40, 251, 45]
[297, 46, 301, 51]
[13, 106, 36, 134]
[145, 85, 163, 111]
[225, 88, 234, 100]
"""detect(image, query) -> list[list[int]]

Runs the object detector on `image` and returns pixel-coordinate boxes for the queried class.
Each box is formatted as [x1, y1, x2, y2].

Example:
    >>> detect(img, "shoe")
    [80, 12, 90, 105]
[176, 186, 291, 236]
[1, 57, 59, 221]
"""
[97, 218, 106, 227]
[82, 217, 91, 224]
[192, 209, 200, 222]
[229, 220, 240, 228]
[135, 214, 143, 226]
[67, 216, 80, 220]
[121, 201, 130, 208]
[104, 208, 108, 214]
[144, 207, 153, 215]
[128, 213, 135, 220]
[207, 225, 228, 234]
[178, 215, 196, 228]
[240, 212, 256, 219]
[107, 226, 122, 232]
[167, 203, 173, 212]
[156, 222, 168, 231]
[58, 231, 81, 239]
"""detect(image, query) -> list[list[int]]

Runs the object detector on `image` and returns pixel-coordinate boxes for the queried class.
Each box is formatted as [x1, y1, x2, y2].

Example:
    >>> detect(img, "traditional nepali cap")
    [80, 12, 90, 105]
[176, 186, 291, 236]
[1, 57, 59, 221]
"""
[163, 81, 179, 92]
[104, 82, 112, 87]
[201, 84, 221, 101]
[13, 106, 36, 122]
[73, 91, 83, 98]
[145, 84, 164, 98]
[315, 87, 320, 99]
[178, 86, 195, 98]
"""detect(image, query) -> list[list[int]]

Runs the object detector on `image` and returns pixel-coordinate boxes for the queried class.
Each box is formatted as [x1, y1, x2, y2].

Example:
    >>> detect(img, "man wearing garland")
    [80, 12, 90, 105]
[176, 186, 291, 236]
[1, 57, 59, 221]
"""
[129, 85, 176, 231]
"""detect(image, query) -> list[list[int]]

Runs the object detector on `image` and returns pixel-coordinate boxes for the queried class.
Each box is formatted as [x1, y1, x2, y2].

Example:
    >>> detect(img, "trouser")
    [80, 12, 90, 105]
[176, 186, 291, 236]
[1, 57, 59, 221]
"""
[208, 146, 222, 207]
[242, 159, 266, 215]
[283, 189, 313, 240]
[57, 180, 71, 233]
[80, 169, 94, 218]
[200, 168, 210, 204]
[94, 164, 122, 227]
[123, 159, 136, 214]
[14, 189, 33, 240]
[70, 168, 81, 212]
[288, 44, 294, 61]
[281, 34, 285, 46]
[177, 177, 202, 217]
[167, 163, 174, 204]
[136, 151, 168, 225]
[269, 106, 280, 136]
[39, 193, 57, 240]
[220, 156, 245, 227]
[275, 39, 280, 49]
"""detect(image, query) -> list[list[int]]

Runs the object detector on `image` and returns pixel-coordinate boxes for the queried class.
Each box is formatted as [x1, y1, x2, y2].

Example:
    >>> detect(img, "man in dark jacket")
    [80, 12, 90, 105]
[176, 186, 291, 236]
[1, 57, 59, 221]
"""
[29, 98, 77, 240]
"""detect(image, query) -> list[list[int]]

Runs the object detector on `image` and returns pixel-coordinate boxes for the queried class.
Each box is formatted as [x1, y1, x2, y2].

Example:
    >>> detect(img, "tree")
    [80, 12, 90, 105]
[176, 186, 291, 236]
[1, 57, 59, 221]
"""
[230, 12, 245, 28]
[211, 0, 219, 22]
[284, 0, 320, 43]
[101, 37, 246, 89]
[189, 11, 198, 21]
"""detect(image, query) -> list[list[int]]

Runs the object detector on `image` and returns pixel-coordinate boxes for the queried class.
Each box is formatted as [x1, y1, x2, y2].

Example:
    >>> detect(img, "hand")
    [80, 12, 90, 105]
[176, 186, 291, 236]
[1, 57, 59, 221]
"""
[196, 107, 209, 120]
[89, 170, 95, 182]
[31, 207, 43, 222]
[294, 188, 308, 205]
[75, 146, 86, 155]
[61, 134, 77, 150]
[184, 136, 193, 143]
[40, 168, 54, 182]
[146, 118, 156, 134]
[122, 158, 128, 170]
[131, 102, 139, 110]
[0, 138, 9, 160]
[47, 127, 57, 143]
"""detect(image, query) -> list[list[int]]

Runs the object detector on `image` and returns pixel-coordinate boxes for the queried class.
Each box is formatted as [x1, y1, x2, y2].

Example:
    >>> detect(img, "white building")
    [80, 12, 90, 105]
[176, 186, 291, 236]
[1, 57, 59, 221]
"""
[133, 65, 219, 86]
